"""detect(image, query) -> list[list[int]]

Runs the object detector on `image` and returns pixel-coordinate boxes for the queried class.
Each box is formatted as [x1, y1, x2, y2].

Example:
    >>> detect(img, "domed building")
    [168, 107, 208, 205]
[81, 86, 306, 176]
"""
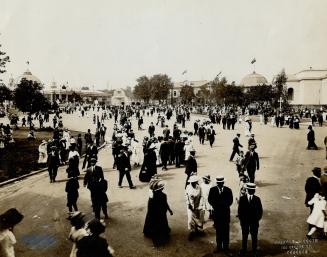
[239, 71, 268, 87]
[15, 69, 42, 85]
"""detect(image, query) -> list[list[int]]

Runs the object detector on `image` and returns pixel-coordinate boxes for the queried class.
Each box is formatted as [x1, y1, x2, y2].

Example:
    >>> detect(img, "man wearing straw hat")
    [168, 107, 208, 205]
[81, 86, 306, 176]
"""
[238, 183, 263, 257]
[208, 175, 233, 255]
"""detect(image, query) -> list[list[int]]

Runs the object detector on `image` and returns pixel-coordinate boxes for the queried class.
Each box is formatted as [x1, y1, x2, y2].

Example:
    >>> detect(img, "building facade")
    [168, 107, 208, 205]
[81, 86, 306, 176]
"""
[285, 69, 327, 106]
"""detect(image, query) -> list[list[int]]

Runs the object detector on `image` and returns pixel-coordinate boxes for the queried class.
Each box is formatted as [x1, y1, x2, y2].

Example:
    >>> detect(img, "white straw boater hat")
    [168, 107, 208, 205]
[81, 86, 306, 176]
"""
[188, 175, 200, 183]
[215, 175, 225, 183]
[245, 183, 256, 190]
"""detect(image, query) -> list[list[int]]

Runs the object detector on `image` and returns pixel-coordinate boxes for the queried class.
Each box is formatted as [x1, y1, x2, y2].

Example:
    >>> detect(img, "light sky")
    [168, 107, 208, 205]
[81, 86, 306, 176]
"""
[1, 0, 327, 89]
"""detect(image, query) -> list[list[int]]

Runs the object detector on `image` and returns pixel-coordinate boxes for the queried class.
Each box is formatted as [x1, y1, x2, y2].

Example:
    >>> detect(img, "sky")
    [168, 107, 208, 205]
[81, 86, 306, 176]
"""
[0, 0, 327, 89]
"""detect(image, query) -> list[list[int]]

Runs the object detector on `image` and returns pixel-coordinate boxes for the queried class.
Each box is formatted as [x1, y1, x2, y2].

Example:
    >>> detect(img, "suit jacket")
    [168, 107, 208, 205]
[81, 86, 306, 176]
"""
[305, 176, 321, 205]
[208, 186, 233, 222]
[233, 137, 242, 150]
[116, 153, 131, 172]
[84, 165, 104, 189]
[244, 151, 259, 170]
[159, 141, 170, 158]
[47, 151, 61, 167]
[185, 156, 197, 176]
[238, 194, 263, 225]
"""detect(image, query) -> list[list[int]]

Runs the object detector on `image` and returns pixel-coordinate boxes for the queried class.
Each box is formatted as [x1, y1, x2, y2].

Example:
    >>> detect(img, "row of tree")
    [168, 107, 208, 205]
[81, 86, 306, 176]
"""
[133, 71, 289, 109]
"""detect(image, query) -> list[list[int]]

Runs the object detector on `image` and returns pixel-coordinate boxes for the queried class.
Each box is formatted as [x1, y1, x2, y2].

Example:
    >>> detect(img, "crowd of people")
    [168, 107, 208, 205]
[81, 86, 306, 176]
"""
[0, 102, 326, 257]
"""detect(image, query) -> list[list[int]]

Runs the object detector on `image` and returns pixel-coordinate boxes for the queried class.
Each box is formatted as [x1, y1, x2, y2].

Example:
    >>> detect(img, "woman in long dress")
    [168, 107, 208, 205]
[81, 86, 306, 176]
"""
[306, 193, 326, 238]
[244, 120, 251, 137]
[185, 175, 204, 240]
[38, 140, 48, 168]
[68, 212, 88, 257]
[0, 208, 24, 257]
[139, 144, 157, 182]
[143, 179, 173, 246]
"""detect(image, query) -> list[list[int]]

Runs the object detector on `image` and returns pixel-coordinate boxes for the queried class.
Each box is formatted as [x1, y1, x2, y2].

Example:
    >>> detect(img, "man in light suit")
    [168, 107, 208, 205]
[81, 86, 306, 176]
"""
[238, 183, 263, 257]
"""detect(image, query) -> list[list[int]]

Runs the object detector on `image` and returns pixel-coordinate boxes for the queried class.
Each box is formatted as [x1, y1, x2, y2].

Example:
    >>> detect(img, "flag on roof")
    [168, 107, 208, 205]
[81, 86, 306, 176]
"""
[182, 70, 187, 75]
[251, 58, 256, 64]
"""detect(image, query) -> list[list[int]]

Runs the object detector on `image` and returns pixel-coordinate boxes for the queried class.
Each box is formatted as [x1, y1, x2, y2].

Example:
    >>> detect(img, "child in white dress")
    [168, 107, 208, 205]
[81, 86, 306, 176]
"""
[306, 193, 327, 238]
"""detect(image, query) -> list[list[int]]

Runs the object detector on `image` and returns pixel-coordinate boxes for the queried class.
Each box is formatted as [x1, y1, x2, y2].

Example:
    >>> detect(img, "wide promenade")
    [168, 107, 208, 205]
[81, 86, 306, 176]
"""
[0, 111, 326, 257]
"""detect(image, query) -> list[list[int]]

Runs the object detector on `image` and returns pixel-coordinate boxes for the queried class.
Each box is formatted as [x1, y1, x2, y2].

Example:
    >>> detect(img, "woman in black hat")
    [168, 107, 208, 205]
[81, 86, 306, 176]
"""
[68, 212, 87, 257]
[0, 208, 24, 257]
[76, 219, 114, 257]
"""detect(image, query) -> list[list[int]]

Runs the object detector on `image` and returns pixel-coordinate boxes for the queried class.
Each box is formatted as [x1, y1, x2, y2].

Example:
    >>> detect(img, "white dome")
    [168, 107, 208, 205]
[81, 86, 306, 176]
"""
[240, 71, 268, 87]
[15, 69, 42, 84]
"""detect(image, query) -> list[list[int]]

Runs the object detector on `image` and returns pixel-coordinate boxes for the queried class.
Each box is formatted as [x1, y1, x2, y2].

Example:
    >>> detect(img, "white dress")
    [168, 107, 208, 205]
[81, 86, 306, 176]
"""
[307, 196, 326, 228]
[200, 183, 212, 212]
[0, 229, 16, 257]
[244, 121, 251, 137]
[69, 227, 88, 257]
[38, 143, 48, 164]
[185, 185, 204, 231]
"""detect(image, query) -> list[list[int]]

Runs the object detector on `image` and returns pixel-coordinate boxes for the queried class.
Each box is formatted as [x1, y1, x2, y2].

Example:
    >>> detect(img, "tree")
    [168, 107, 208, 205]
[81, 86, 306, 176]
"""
[222, 84, 244, 106]
[211, 77, 228, 104]
[133, 75, 151, 103]
[150, 74, 173, 102]
[0, 84, 12, 104]
[180, 85, 195, 104]
[244, 84, 275, 107]
[0, 43, 10, 81]
[13, 79, 51, 114]
[196, 85, 211, 104]
[69, 91, 82, 102]
[272, 69, 288, 110]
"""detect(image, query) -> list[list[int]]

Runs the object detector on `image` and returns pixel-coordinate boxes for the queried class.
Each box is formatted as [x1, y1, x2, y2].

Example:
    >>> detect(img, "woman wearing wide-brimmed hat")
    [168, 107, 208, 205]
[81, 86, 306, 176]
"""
[185, 175, 204, 240]
[38, 140, 48, 168]
[0, 208, 24, 257]
[68, 212, 87, 257]
[76, 219, 114, 257]
[143, 177, 173, 246]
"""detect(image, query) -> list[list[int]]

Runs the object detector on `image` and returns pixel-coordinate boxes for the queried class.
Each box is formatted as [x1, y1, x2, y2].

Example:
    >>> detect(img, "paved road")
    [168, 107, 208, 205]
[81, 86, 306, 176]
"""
[0, 111, 326, 257]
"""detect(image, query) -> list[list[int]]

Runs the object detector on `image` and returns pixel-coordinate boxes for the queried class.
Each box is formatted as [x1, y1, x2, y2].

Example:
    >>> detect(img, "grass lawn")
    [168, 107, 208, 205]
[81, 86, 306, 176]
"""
[0, 128, 88, 182]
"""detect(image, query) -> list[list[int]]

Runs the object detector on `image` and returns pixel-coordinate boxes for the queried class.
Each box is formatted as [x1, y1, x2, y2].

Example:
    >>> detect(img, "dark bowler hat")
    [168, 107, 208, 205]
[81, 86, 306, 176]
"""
[312, 167, 321, 173]
[246, 182, 257, 190]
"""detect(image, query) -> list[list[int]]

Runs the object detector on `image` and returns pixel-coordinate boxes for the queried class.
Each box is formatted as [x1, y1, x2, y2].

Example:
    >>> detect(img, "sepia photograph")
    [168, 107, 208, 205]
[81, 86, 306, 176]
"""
[0, 0, 327, 256]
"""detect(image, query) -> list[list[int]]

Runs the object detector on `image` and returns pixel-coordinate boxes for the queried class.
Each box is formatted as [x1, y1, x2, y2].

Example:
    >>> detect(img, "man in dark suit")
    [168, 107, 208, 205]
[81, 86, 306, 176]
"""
[83, 158, 104, 190]
[208, 125, 216, 148]
[184, 150, 197, 187]
[208, 176, 233, 256]
[162, 125, 170, 140]
[47, 146, 61, 183]
[174, 138, 184, 168]
[247, 134, 257, 150]
[244, 145, 260, 183]
[116, 148, 136, 189]
[159, 138, 170, 170]
[305, 167, 321, 213]
[148, 122, 155, 138]
[230, 133, 243, 161]
[238, 183, 263, 257]
[198, 125, 206, 144]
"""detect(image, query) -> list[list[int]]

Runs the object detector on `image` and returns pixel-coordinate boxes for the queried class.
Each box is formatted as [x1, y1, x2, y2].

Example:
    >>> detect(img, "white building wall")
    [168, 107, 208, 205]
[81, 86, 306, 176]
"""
[320, 78, 327, 105]
[299, 80, 321, 105]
